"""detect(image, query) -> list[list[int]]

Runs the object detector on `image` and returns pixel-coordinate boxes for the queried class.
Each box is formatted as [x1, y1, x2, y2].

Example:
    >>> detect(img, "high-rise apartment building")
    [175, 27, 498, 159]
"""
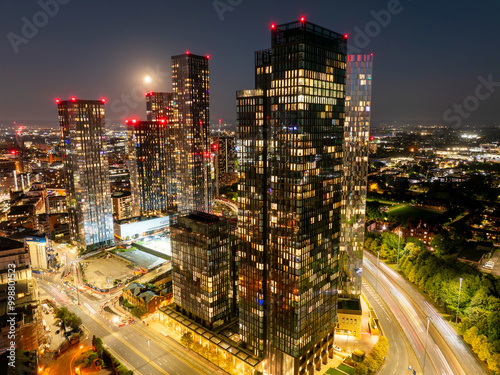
[340, 55, 373, 298]
[237, 19, 346, 375]
[145, 91, 175, 121]
[172, 53, 211, 215]
[58, 98, 114, 251]
[171, 212, 231, 329]
[127, 119, 176, 214]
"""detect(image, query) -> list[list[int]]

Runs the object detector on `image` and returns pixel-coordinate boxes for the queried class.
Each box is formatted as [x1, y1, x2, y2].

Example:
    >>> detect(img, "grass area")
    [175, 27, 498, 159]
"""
[388, 205, 443, 220]
[325, 369, 346, 375]
[366, 197, 403, 205]
[338, 363, 355, 375]
[113, 246, 136, 253]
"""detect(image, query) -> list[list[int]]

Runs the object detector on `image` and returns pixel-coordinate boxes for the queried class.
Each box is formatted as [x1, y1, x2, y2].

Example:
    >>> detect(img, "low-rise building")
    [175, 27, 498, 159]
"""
[122, 282, 167, 315]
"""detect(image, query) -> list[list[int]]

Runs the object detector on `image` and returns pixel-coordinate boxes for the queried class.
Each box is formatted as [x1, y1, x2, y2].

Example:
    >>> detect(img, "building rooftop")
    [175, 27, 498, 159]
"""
[112, 191, 132, 198]
[0, 237, 24, 251]
[7, 205, 32, 216]
[186, 211, 221, 224]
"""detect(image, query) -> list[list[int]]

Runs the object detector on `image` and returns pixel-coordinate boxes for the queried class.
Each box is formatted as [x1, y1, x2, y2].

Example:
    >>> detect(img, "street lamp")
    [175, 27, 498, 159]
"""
[423, 316, 431, 375]
[456, 277, 463, 325]
[397, 230, 402, 265]
[375, 251, 380, 292]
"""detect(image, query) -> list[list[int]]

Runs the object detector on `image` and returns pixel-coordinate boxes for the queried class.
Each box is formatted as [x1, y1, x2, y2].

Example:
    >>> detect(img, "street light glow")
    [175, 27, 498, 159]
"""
[144, 75, 152, 83]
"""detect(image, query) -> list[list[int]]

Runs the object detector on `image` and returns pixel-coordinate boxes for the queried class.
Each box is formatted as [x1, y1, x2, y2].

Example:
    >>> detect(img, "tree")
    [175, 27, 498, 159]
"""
[180, 332, 193, 350]
[363, 356, 378, 374]
[354, 363, 368, 375]
[67, 314, 82, 330]
[430, 232, 453, 256]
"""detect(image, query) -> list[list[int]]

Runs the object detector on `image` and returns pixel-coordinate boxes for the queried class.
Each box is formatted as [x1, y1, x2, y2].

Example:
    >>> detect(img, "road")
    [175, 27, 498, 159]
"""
[362, 279, 421, 375]
[37, 276, 217, 375]
[363, 251, 488, 375]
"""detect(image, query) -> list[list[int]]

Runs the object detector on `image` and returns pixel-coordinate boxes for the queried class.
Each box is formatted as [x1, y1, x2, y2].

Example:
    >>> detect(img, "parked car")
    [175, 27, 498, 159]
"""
[333, 345, 342, 352]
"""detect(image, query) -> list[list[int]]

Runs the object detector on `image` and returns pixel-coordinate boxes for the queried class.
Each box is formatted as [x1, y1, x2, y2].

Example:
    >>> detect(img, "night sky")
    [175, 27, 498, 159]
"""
[1, 0, 499, 126]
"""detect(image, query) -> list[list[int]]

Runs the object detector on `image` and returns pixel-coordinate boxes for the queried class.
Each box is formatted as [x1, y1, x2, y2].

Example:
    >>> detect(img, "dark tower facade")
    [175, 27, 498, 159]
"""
[127, 119, 176, 215]
[237, 20, 346, 375]
[172, 53, 211, 215]
[58, 98, 114, 251]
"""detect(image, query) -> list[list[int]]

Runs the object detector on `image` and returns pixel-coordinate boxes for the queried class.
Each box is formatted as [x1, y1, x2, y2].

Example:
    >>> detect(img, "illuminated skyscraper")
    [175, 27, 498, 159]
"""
[171, 212, 231, 329]
[340, 55, 373, 298]
[146, 91, 175, 121]
[58, 98, 114, 251]
[127, 118, 176, 214]
[172, 53, 211, 215]
[237, 19, 346, 375]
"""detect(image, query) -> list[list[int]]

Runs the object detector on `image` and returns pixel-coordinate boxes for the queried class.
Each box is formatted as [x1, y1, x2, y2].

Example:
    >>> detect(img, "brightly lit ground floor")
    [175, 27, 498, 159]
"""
[157, 306, 261, 375]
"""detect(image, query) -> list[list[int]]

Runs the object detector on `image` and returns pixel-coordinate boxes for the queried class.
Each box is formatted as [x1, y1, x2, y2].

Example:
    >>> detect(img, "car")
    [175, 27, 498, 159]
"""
[333, 345, 342, 352]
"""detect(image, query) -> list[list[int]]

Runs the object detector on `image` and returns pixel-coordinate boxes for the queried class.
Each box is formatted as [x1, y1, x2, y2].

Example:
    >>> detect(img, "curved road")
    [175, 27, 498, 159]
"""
[361, 278, 421, 375]
[364, 251, 487, 375]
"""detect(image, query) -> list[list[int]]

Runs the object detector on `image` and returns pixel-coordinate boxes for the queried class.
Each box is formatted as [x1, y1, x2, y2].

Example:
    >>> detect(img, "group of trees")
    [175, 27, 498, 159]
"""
[370, 235, 500, 372]
[92, 336, 134, 375]
[353, 336, 389, 375]
[365, 232, 426, 263]
[55, 306, 82, 332]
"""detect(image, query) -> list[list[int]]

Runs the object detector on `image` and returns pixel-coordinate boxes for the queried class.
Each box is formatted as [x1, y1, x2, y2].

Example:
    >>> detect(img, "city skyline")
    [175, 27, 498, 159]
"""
[1, 1, 499, 126]
[1, 4, 500, 375]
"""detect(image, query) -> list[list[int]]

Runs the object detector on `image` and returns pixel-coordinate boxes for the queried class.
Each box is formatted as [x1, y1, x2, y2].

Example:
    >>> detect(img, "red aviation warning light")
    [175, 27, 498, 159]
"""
[206, 55, 210, 60]
[212, 143, 218, 151]
[10, 150, 17, 155]
[160, 118, 166, 124]
[344, 34, 348, 39]
[131, 118, 137, 124]
[71, 97, 77, 102]
[186, 51, 190, 55]
[55, 98, 61, 104]
[101, 98, 107, 104]
[271, 23, 276, 30]
[300, 16, 305, 22]
[125, 119, 129, 124]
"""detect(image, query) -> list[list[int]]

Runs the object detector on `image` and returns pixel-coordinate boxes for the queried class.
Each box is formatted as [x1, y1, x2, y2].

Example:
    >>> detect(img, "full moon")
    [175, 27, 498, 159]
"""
[144, 76, 152, 83]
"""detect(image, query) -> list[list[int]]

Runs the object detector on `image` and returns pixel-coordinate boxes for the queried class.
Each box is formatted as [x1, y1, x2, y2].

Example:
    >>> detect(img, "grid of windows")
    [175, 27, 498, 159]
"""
[58, 100, 114, 251]
[340, 55, 373, 298]
[172, 54, 212, 215]
[171, 212, 231, 329]
[237, 20, 346, 375]
[128, 119, 176, 214]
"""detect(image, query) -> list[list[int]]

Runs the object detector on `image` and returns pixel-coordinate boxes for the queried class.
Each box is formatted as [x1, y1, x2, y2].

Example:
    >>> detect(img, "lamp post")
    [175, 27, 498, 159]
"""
[397, 230, 401, 265]
[423, 316, 431, 374]
[456, 277, 463, 325]
[375, 251, 380, 292]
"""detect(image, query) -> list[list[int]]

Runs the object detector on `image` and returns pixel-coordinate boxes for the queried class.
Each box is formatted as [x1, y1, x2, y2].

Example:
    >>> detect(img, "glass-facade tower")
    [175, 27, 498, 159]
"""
[171, 212, 231, 329]
[340, 55, 373, 298]
[237, 20, 346, 375]
[172, 53, 211, 215]
[58, 99, 114, 251]
[127, 119, 176, 215]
